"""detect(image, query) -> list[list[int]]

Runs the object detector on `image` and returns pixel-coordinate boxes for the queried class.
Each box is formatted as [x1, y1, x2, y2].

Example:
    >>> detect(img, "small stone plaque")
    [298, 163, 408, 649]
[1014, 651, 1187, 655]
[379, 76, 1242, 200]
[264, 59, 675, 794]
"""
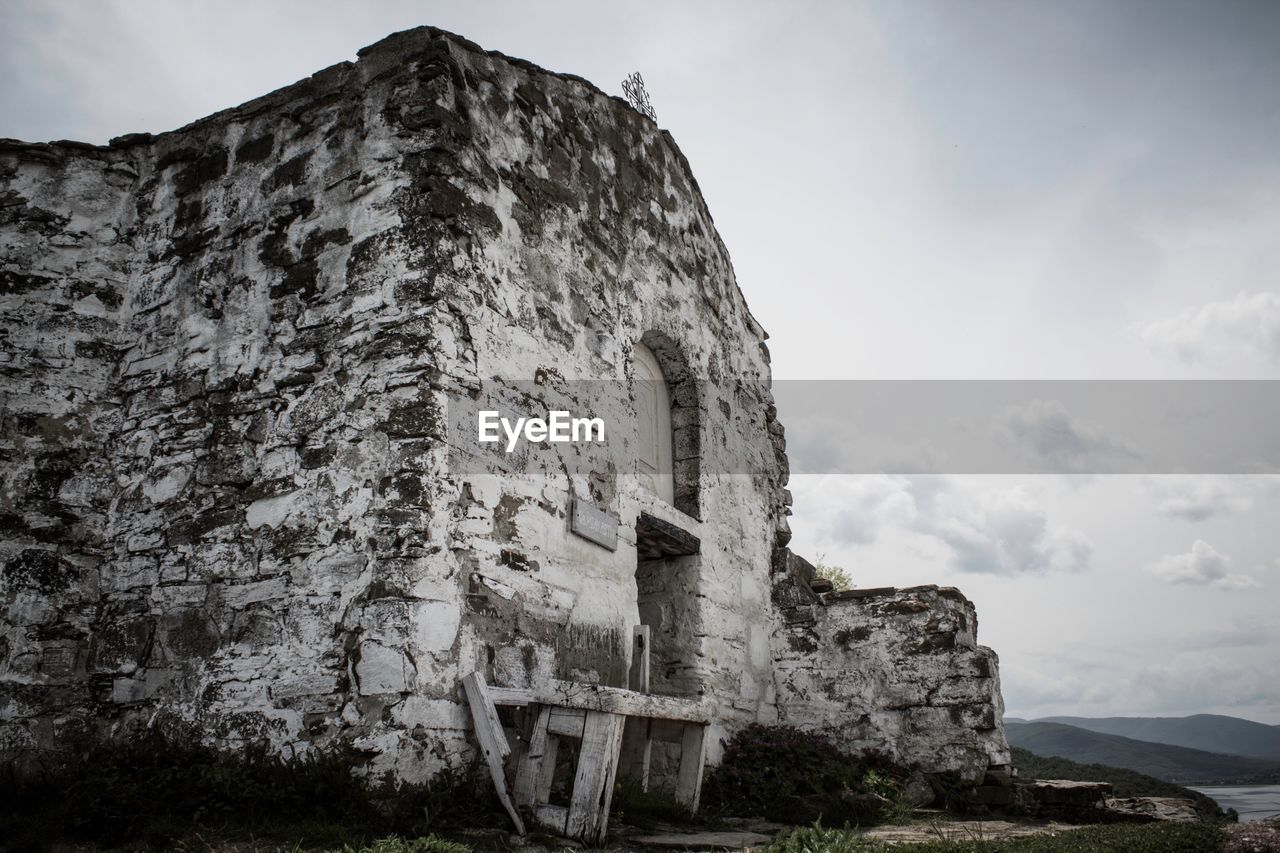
[570, 497, 619, 551]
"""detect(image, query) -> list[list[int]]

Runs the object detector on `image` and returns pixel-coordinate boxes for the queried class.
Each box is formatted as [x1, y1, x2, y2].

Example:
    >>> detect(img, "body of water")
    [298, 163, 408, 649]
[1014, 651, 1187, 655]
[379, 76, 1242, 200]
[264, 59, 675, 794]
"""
[1190, 785, 1280, 823]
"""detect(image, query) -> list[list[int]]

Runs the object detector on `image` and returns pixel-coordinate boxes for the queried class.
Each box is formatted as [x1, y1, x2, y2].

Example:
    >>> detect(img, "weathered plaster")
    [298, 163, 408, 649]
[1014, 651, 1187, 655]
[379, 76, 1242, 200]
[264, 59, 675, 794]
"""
[772, 558, 1011, 783]
[1, 25, 1007, 788]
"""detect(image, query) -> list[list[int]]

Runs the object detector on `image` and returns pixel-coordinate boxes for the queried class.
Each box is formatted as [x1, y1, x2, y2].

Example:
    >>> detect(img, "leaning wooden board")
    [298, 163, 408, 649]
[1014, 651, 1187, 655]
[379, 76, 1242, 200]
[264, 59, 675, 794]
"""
[461, 672, 526, 835]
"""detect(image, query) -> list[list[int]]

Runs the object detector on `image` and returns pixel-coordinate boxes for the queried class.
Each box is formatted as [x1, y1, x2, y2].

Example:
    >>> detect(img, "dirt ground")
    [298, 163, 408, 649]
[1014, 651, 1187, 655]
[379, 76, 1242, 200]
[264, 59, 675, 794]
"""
[1222, 820, 1280, 853]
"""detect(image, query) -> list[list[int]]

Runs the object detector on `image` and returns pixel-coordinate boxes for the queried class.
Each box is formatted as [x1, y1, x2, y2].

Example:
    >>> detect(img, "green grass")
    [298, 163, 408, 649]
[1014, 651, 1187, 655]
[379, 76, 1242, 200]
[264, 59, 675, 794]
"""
[268, 835, 472, 853]
[337, 837, 472, 853]
[768, 821, 1229, 853]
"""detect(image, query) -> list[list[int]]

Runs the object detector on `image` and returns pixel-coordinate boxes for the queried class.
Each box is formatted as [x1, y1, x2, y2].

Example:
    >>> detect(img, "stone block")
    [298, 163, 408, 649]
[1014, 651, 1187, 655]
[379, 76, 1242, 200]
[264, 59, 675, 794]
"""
[356, 642, 411, 695]
[111, 677, 146, 704]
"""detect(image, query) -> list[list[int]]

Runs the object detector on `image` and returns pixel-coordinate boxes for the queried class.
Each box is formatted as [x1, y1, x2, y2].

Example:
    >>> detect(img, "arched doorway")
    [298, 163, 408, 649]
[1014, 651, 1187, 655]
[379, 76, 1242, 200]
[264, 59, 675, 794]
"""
[632, 342, 674, 505]
[629, 338, 701, 702]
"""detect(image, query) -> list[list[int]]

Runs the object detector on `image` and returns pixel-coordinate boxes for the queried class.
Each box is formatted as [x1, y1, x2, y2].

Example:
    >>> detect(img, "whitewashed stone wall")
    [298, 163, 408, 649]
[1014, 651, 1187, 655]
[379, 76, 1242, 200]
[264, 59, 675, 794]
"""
[772, 562, 1011, 784]
[0, 27, 789, 781]
[2, 25, 1007, 788]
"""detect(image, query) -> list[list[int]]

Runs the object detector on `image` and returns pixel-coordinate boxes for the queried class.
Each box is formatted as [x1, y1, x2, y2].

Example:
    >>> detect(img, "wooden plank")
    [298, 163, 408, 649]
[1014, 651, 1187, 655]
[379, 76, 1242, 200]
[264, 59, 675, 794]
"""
[618, 715, 653, 792]
[462, 672, 510, 759]
[534, 804, 568, 835]
[565, 710, 627, 843]
[514, 704, 551, 808]
[636, 511, 701, 558]
[488, 685, 534, 706]
[509, 727, 529, 800]
[547, 706, 587, 738]
[630, 625, 651, 693]
[675, 723, 707, 812]
[535, 734, 560, 803]
[492, 679, 711, 723]
[461, 672, 526, 835]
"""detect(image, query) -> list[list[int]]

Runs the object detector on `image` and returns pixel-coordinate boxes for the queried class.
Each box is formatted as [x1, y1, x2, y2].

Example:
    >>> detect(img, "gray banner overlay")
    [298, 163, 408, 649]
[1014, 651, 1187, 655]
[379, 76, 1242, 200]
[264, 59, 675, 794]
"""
[443, 380, 1280, 475]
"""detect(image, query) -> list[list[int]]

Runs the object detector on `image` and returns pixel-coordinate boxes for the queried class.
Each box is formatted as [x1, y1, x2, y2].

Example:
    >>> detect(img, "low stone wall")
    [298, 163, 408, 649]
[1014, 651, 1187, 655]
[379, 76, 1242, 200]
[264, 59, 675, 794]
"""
[773, 566, 1011, 784]
[1000, 780, 1201, 823]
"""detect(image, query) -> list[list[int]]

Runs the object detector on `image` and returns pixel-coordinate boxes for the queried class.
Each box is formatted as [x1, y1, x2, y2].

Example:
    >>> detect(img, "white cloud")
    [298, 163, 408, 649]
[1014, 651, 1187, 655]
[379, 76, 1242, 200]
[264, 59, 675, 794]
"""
[1141, 291, 1280, 365]
[1147, 539, 1258, 589]
[1146, 476, 1256, 521]
[802, 475, 1092, 577]
[820, 475, 918, 545]
[924, 484, 1093, 576]
[1001, 660, 1112, 711]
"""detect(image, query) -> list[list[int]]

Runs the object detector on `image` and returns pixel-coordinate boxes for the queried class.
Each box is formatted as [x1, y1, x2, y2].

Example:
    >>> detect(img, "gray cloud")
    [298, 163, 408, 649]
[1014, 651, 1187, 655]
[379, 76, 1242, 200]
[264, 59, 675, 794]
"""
[1001, 399, 1138, 473]
[1189, 617, 1274, 650]
[1131, 651, 1280, 715]
[1006, 649, 1280, 720]
[1147, 476, 1257, 521]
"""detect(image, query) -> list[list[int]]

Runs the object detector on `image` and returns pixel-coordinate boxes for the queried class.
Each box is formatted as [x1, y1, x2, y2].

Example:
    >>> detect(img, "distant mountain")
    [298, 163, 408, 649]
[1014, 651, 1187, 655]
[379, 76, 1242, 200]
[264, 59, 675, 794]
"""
[1005, 721, 1280, 784]
[1033, 714, 1280, 762]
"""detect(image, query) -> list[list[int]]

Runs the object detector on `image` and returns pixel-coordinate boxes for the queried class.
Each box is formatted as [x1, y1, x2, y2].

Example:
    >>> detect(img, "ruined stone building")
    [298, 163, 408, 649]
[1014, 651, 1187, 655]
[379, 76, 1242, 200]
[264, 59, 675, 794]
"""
[1, 26, 1009, 801]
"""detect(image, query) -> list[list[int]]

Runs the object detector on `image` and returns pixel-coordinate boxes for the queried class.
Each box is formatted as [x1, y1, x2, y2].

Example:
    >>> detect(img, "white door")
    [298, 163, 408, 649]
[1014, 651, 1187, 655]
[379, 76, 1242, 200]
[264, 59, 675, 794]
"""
[633, 343, 674, 504]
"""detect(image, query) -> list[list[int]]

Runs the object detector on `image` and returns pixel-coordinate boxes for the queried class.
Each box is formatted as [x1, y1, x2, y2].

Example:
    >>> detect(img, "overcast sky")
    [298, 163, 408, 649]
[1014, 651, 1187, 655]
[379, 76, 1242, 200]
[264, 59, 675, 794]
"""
[4, 0, 1279, 723]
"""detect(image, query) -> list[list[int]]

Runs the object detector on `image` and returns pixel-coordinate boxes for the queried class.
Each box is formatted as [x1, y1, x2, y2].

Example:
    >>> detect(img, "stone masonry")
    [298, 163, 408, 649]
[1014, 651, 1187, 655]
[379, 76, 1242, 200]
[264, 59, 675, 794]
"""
[773, 555, 1011, 783]
[1, 26, 1009, 791]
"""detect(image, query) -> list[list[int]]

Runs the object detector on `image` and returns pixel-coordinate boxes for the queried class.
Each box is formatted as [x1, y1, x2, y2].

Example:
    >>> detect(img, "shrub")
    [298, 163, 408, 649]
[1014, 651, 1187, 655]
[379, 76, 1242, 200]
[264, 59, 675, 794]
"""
[0, 729, 501, 850]
[814, 554, 854, 592]
[702, 724, 909, 826]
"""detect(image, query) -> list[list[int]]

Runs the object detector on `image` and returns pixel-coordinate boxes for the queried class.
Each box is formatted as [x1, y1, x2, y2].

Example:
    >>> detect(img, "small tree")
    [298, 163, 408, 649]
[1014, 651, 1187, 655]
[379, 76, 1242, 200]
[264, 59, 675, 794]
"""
[622, 71, 657, 122]
[814, 553, 853, 592]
